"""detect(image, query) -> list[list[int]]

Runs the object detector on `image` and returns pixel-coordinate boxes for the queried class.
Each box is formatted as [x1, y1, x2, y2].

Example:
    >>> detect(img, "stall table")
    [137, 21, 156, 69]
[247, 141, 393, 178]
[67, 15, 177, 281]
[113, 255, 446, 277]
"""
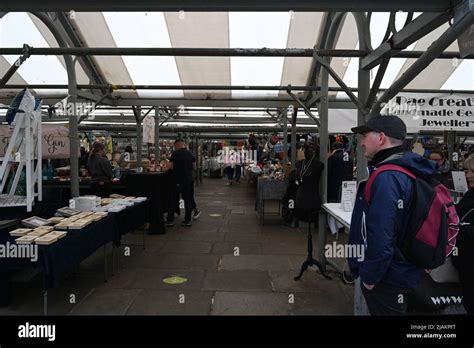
[0, 215, 115, 315]
[255, 177, 287, 224]
[0, 200, 150, 314]
[124, 172, 170, 234]
[322, 203, 368, 316]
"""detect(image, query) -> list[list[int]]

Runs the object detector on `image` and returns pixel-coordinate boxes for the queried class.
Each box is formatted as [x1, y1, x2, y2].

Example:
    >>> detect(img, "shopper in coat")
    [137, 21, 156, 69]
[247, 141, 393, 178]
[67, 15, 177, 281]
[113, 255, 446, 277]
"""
[327, 142, 354, 202]
[88, 142, 113, 198]
[453, 154, 474, 314]
[348, 115, 436, 315]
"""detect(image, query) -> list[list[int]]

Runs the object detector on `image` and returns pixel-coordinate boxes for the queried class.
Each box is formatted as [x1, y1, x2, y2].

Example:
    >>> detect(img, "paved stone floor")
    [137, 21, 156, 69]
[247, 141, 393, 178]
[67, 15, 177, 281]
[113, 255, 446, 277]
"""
[0, 177, 354, 315]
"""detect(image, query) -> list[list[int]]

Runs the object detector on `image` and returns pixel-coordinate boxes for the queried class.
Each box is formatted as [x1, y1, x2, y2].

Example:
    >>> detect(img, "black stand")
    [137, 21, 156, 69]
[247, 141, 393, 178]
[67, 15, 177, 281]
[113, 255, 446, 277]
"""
[294, 219, 332, 281]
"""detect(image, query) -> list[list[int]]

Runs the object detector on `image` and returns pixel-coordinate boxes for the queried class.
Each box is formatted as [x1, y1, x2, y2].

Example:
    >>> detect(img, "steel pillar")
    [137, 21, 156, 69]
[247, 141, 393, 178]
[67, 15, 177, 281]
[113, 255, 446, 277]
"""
[31, 12, 80, 198]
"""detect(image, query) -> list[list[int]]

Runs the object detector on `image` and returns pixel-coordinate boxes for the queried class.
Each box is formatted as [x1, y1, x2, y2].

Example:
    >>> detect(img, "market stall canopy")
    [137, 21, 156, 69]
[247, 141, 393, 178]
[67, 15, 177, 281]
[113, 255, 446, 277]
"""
[0, 11, 473, 123]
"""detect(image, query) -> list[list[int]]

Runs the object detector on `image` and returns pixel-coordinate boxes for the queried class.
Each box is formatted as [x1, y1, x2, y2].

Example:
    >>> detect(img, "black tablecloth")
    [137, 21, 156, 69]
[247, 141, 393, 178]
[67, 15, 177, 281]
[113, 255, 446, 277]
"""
[110, 200, 149, 245]
[124, 172, 170, 234]
[0, 193, 155, 306]
[0, 214, 115, 288]
[0, 220, 21, 306]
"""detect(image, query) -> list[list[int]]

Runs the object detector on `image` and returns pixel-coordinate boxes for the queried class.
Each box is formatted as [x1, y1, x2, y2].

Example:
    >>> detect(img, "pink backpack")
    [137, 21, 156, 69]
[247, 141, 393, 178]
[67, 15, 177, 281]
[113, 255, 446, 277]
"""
[365, 164, 459, 269]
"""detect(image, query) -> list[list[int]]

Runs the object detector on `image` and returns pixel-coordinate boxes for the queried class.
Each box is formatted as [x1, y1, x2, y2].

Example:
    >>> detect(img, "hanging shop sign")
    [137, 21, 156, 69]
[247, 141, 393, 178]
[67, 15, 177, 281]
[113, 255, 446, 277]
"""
[0, 125, 74, 159]
[381, 93, 474, 132]
[142, 114, 155, 144]
[42, 125, 71, 159]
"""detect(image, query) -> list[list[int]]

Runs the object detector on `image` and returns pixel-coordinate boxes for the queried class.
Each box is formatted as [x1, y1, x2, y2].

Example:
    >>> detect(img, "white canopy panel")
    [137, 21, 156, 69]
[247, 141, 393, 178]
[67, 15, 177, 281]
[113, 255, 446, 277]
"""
[0, 10, 471, 124]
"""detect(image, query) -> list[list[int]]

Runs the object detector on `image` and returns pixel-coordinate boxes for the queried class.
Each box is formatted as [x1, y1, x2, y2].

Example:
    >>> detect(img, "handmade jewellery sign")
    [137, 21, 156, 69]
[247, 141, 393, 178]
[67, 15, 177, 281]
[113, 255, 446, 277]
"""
[381, 93, 474, 132]
[0, 124, 72, 159]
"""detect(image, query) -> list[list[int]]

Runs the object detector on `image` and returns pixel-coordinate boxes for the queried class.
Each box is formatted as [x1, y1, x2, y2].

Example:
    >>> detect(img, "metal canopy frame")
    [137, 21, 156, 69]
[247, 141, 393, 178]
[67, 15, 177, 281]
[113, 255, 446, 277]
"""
[2, 0, 463, 12]
[0, 0, 473, 204]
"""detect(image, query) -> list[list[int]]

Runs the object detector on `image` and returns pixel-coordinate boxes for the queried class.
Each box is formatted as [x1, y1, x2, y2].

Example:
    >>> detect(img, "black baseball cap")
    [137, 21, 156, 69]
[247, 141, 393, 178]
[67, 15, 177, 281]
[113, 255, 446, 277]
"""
[351, 114, 407, 140]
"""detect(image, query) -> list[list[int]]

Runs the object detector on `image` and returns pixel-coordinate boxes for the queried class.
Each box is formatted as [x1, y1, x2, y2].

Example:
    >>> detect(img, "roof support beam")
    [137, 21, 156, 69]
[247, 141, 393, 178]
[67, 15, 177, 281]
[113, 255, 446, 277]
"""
[311, 52, 367, 114]
[365, 57, 390, 110]
[77, 91, 111, 123]
[0, 48, 30, 89]
[1, 47, 472, 59]
[361, 11, 452, 70]
[47, 12, 109, 89]
[265, 109, 285, 127]
[77, 124, 318, 133]
[30, 11, 80, 198]
[371, 1, 474, 117]
[287, 89, 320, 126]
[2, 0, 461, 12]
[305, 12, 346, 104]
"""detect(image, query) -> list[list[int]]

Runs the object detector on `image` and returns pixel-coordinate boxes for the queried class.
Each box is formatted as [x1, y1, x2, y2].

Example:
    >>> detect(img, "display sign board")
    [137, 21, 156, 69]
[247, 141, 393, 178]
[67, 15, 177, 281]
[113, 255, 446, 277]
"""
[452, 171, 469, 193]
[42, 125, 71, 159]
[0, 124, 74, 159]
[340, 180, 357, 212]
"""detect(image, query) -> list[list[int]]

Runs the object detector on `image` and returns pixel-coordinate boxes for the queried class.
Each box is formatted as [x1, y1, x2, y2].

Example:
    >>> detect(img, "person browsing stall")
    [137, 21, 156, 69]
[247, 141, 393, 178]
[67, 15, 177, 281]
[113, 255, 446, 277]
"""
[87, 142, 113, 198]
[348, 115, 436, 315]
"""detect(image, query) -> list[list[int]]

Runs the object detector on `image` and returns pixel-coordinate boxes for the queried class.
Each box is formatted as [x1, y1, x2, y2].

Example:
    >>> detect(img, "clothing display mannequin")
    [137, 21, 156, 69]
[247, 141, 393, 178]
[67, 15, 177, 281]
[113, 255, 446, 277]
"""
[293, 146, 331, 281]
[294, 147, 324, 222]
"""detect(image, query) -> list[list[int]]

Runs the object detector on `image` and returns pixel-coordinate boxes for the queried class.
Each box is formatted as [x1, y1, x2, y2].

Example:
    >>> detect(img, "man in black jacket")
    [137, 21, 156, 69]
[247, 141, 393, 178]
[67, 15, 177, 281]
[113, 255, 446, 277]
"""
[327, 142, 353, 203]
[166, 139, 200, 227]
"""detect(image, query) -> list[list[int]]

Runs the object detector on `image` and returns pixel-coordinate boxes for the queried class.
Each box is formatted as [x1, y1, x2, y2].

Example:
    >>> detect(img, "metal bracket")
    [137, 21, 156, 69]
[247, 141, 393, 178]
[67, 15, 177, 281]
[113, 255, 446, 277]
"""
[77, 91, 111, 123]
[287, 86, 320, 127]
[0, 45, 31, 89]
[311, 52, 368, 115]
[370, 3, 474, 117]
[306, 92, 322, 108]
[365, 57, 390, 109]
[265, 109, 284, 127]
[158, 107, 180, 126]
[361, 11, 452, 70]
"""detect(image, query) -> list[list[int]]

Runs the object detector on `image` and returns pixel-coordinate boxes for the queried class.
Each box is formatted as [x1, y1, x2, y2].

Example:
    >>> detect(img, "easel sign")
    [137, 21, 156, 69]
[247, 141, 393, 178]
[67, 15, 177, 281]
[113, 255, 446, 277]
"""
[340, 181, 357, 212]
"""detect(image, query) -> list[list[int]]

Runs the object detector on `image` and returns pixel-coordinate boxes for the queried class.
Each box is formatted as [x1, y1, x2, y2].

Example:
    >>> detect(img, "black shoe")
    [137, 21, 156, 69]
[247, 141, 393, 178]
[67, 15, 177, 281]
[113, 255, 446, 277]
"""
[165, 221, 174, 227]
[182, 220, 192, 227]
[193, 208, 201, 220]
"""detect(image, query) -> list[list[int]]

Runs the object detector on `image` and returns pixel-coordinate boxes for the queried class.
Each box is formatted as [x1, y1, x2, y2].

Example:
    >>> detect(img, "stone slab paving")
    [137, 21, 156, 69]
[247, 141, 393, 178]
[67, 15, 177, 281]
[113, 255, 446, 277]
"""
[2, 177, 354, 316]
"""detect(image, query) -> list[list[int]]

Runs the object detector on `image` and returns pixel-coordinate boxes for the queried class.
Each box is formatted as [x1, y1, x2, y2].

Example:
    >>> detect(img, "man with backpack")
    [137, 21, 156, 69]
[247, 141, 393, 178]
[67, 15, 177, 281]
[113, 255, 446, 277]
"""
[347, 114, 458, 315]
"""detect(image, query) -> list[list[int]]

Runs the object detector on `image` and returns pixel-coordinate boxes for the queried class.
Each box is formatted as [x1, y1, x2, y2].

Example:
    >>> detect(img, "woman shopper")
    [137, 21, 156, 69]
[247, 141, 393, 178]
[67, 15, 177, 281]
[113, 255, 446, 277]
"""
[87, 142, 113, 198]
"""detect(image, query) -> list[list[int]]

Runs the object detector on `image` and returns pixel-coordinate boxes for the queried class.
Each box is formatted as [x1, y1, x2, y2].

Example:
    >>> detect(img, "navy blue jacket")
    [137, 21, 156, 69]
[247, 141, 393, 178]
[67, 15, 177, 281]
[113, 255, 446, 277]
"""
[348, 151, 436, 289]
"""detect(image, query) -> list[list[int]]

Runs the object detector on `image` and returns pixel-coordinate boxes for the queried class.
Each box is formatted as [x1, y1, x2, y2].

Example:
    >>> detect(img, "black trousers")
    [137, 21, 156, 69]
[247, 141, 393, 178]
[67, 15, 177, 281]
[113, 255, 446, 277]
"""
[361, 281, 412, 315]
[167, 181, 194, 222]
